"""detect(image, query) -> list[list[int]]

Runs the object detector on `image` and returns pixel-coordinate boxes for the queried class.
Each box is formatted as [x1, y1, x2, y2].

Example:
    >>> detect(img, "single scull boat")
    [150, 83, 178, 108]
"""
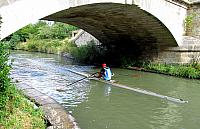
[57, 69, 188, 104]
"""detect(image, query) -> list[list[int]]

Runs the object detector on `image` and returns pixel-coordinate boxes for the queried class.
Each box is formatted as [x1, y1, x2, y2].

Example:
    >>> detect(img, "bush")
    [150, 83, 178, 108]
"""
[70, 41, 103, 64]
[0, 42, 46, 128]
[37, 22, 78, 39]
[27, 41, 39, 51]
[0, 42, 11, 110]
[0, 42, 10, 94]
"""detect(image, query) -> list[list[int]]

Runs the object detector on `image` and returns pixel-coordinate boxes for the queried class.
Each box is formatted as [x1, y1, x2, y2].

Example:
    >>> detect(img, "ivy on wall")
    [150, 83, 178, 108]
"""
[185, 13, 196, 35]
[185, 13, 196, 27]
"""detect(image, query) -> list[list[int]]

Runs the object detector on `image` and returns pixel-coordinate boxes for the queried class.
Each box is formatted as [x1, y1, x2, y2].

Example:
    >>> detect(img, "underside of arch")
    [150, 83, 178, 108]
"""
[43, 3, 178, 48]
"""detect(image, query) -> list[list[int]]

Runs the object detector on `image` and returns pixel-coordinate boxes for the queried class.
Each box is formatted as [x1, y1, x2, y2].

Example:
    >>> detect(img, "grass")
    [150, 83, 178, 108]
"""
[0, 42, 46, 129]
[127, 63, 200, 79]
[0, 85, 46, 129]
[121, 56, 200, 79]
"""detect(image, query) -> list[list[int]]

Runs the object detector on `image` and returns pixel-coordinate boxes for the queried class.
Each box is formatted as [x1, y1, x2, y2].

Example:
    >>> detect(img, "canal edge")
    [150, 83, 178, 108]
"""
[15, 83, 80, 129]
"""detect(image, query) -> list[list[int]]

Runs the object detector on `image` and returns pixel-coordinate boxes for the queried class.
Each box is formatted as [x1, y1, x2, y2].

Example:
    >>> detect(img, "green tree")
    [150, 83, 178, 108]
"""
[37, 22, 78, 39]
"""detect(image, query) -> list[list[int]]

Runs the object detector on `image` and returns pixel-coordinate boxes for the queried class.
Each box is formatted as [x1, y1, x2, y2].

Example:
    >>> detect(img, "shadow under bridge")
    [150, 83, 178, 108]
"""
[44, 3, 178, 63]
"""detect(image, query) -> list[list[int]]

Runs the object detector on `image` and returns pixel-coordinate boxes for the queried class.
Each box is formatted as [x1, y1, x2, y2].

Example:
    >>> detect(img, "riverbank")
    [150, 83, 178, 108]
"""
[16, 39, 75, 56]
[6, 20, 200, 79]
[0, 84, 47, 129]
[0, 43, 46, 128]
[15, 39, 104, 64]
[16, 39, 200, 79]
[126, 63, 200, 79]
[14, 82, 80, 129]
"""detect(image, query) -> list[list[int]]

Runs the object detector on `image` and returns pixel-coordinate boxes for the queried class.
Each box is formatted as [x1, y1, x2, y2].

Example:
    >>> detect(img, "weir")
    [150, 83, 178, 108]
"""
[58, 69, 189, 104]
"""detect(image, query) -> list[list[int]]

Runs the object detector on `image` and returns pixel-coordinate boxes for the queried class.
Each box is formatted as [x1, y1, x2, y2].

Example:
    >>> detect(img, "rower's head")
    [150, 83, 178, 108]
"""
[102, 63, 106, 68]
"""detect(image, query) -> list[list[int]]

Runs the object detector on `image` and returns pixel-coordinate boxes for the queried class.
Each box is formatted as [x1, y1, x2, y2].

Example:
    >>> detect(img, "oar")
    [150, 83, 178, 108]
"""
[56, 72, 98, 92]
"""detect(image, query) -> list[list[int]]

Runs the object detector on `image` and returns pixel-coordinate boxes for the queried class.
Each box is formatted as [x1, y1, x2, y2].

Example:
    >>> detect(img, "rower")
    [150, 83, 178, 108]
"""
[98, 63, 113, 81]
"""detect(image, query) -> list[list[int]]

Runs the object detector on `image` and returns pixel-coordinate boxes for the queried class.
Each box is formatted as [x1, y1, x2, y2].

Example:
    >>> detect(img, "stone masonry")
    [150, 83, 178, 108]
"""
[187, 2, 200, 37]
[155, 36, 200, 64]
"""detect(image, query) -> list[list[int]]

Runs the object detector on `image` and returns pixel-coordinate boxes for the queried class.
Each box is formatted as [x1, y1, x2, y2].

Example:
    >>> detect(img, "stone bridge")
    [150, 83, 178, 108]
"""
[0, 0, 189, 47]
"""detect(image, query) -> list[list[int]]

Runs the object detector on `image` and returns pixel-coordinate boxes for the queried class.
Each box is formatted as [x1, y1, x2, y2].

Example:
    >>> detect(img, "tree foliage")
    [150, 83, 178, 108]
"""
[37, 22, 77, 39]
[5, 21, 78, 49]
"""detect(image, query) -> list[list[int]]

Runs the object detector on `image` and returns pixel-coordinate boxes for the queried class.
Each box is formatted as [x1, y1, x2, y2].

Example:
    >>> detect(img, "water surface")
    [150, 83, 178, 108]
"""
[10, 50, 200, 129]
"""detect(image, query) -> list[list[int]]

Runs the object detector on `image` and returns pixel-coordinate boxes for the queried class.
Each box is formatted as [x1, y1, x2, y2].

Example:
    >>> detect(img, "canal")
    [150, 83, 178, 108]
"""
[10, 50, 200, 129]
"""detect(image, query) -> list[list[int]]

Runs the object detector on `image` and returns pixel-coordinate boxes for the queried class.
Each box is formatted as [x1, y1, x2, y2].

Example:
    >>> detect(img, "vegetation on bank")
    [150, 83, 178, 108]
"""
[5, 21, 105, 63]
[16, 39, 76, 55]
[16, 38, 200, 79]
[144, 64, 200, 79]
[4, 21, 77, 50]
[122, 59, 200, 79]
[16, 39, 105, 64]
[4, 20, 200, 79]
[0, 43, 46, 128]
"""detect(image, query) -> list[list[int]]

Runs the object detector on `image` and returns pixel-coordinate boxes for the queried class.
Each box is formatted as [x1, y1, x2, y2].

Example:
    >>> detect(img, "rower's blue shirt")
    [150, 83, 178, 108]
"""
[102, 67, 112, 81]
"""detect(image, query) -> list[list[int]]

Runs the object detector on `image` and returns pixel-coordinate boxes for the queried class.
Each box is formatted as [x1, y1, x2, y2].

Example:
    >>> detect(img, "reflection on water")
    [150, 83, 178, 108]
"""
[104, 84, 112, 97]
[10, 50, 200, 129]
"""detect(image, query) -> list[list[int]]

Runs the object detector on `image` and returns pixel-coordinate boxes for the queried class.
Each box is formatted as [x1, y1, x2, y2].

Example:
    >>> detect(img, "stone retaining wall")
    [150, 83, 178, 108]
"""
[154, 36, 200, 64]
[154, 49, 200, 64]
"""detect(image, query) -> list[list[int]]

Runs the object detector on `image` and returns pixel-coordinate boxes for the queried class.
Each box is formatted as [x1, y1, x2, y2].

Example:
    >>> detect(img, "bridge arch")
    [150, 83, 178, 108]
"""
[44, 3, 177, 48]
[0, 0, 187, 46]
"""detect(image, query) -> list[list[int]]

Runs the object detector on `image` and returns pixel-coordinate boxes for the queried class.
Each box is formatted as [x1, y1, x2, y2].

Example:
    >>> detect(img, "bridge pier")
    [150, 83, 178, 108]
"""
[154, 36, 200, 64]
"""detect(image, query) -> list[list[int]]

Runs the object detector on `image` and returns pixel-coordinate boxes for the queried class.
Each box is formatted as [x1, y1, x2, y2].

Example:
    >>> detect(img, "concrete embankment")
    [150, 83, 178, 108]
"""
[15, 82, 80, 129]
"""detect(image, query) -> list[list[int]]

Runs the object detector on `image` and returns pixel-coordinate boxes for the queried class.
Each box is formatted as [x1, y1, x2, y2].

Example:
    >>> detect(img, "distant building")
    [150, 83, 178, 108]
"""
[45, 20, 54, 26]
[70, 29, 100, 47]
